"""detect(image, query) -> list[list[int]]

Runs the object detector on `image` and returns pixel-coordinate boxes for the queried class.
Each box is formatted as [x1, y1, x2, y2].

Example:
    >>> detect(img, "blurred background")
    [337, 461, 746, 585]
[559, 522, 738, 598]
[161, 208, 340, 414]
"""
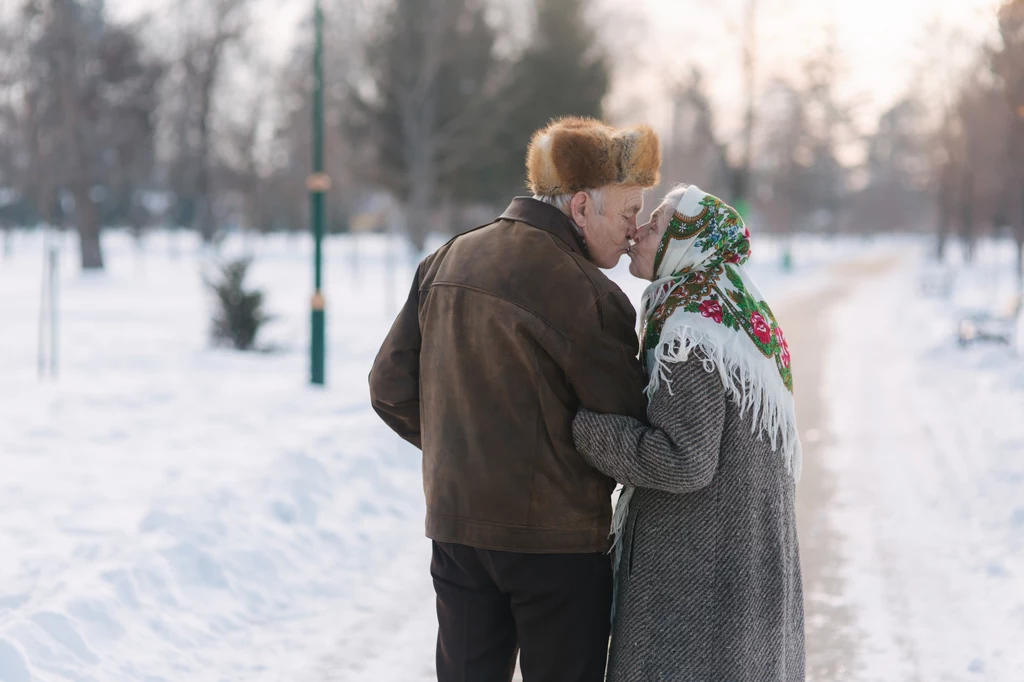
[1, 0, 1023, 681]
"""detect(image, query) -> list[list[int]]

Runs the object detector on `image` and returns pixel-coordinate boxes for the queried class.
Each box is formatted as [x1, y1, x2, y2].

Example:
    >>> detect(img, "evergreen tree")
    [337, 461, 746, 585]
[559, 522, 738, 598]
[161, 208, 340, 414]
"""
[355, 0, 612, 246]
[489, 0, 610, 198]
[354, 0, 505, 248]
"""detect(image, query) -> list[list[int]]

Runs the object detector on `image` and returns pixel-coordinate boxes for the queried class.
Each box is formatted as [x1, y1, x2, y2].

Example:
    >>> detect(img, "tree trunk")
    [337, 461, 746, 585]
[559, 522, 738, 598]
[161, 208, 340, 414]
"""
[936, 180, 952, 261]
[196, 190, 216, 244]
[1017, 234, 1023, 294]
[936, 210, 949, 261]
[73, 186, 104, 270]
[959, 171, 975, 264]
[195, 104, 215, 243]
[1018, 187, 1024, 293]
[406, 174, 432, 253]
[194, 48, 221, 244]
[53, 1, 103, 271]
[734, 0, 758, 207]
[1017, 193, 1024, 294]
[401, 77, 437, 254]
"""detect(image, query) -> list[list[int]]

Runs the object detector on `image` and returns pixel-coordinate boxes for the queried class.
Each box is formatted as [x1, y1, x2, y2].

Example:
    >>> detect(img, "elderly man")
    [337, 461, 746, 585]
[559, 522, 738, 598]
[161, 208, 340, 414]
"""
[369, 116, 661, 682]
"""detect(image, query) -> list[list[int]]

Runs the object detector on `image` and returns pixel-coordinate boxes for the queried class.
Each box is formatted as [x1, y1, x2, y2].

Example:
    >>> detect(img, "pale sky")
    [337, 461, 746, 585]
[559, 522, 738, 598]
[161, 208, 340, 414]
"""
[615, 0, 1004, 137]
[107, 0, 1004, 139]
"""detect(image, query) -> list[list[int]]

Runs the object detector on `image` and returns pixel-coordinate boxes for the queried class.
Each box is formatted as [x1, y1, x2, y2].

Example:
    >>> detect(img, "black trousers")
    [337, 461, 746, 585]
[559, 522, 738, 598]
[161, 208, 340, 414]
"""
[430, 541, 612, 682]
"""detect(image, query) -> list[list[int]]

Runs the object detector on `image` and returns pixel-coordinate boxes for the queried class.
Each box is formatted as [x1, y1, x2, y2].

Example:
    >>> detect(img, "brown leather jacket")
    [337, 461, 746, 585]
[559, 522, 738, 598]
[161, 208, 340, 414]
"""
[369, 198, 648, 553]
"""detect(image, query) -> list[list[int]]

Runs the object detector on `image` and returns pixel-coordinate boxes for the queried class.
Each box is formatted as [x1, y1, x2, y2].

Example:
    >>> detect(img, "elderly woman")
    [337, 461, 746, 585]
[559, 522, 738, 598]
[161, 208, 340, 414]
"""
[572, 185, 805, 681]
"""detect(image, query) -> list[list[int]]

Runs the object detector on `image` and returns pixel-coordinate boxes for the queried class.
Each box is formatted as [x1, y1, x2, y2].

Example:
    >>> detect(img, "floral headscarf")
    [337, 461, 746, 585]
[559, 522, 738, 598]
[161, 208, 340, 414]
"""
[638, 186, 799, 474]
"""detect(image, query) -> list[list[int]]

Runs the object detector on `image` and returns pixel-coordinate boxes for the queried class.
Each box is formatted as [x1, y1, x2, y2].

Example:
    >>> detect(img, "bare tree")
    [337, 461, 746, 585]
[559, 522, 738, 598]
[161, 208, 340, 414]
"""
[0, 20, 26, 256]
[933, 62, 1015, 264]
[733, 0, 759, 206]
[911, 17, 992, 260]
[800, 33, 857, 233]
[993, 0, 1024, 286]
[663, 67, 731, 195]
[934, 106, 961, 259]
[756, 79, 810, 234]
[698, 0, 766, 209]
[219, 89, 267, 244]
[251, 2, 372, 238]
[353, 0, 521, 250]
[165, 0, 252, 244]
[754, 36, 856, 236]
[845, 97, 933, 235]
[14, 0, 162, 270]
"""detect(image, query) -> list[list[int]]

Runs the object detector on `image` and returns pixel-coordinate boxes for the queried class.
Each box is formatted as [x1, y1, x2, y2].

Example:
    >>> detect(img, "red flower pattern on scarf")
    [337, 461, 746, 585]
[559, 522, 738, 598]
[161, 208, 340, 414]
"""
[699, 300, 723, 323]
[751, 311, 771, 345]
[775, 327, 790, 368]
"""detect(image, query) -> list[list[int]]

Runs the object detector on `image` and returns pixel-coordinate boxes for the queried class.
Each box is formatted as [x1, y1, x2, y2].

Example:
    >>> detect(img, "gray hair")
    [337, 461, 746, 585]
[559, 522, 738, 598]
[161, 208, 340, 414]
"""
[655, 183, 690, 230]
[533, 187, 607, 217]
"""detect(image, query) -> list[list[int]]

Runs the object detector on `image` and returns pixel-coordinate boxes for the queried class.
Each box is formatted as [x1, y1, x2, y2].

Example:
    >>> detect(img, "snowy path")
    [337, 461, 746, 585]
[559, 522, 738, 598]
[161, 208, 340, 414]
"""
[785, 257, 897, 681]
[808, 255, 1024, 681]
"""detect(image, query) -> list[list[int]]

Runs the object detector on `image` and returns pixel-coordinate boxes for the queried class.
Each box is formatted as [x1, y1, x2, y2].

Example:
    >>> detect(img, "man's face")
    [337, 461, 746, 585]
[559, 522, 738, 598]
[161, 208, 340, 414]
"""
[574, 185, 644, 269]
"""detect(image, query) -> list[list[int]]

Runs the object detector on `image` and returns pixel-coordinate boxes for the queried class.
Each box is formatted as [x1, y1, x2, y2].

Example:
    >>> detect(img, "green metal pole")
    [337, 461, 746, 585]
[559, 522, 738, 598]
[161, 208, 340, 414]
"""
[310, 0, 327, 385]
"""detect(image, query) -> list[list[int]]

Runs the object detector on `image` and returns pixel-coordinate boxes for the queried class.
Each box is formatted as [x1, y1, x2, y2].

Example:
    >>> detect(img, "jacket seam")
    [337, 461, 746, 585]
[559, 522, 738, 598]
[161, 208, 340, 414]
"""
[426, 281, 575, 341]
[423, 228, 618, 341]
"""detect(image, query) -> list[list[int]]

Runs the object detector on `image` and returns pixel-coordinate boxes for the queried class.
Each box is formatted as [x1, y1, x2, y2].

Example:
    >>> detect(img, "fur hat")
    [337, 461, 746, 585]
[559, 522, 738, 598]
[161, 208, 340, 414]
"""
[526, 117, 661, 196]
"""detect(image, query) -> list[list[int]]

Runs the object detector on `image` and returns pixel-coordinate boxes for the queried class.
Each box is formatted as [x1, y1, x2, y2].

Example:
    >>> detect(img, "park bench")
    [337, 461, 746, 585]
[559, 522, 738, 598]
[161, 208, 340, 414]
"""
[958, 293, 1022, 348]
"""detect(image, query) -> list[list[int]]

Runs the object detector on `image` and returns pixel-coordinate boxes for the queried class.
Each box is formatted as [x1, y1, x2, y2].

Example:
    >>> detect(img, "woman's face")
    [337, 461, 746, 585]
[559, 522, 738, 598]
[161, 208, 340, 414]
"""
[628, 201, 672, 281]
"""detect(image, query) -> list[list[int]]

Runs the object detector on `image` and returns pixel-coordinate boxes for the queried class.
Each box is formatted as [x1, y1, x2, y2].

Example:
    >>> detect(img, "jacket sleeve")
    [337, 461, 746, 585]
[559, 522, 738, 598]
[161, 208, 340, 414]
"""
[564, 290, 649, 423]
[571, 357, 726, 493]
[368, 263, 424, 449]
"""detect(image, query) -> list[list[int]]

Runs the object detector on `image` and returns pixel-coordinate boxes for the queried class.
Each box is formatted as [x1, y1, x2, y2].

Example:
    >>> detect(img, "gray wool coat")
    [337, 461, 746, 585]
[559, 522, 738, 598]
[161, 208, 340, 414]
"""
[572, 357, 805, 682]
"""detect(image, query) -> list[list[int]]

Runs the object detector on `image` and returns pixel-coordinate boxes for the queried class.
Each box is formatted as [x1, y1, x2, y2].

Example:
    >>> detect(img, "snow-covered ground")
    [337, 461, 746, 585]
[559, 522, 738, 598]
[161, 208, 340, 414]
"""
[823, 240, 1024, 681]
[0, 229, 431, 682]
[1, 226, 1020, 681]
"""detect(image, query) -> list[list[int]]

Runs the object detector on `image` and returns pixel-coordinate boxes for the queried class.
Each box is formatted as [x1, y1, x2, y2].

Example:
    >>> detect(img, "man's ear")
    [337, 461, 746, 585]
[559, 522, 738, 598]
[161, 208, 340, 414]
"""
[570, 191, 589, 228]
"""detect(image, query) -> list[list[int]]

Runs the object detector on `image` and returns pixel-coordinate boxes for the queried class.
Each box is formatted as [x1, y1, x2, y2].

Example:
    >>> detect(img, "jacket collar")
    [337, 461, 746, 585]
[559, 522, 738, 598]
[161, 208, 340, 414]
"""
[499, 197, 588, 257]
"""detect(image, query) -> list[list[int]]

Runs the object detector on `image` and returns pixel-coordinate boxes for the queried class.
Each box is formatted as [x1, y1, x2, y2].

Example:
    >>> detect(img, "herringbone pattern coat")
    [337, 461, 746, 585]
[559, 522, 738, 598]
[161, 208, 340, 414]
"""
[573, 359, 805, 682]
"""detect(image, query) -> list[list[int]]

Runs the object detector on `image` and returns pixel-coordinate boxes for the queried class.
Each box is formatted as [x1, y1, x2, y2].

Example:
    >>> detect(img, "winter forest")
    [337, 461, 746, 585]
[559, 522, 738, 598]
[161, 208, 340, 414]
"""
[0, 0, 1021, 269]
[2, 1, 1024, 681]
